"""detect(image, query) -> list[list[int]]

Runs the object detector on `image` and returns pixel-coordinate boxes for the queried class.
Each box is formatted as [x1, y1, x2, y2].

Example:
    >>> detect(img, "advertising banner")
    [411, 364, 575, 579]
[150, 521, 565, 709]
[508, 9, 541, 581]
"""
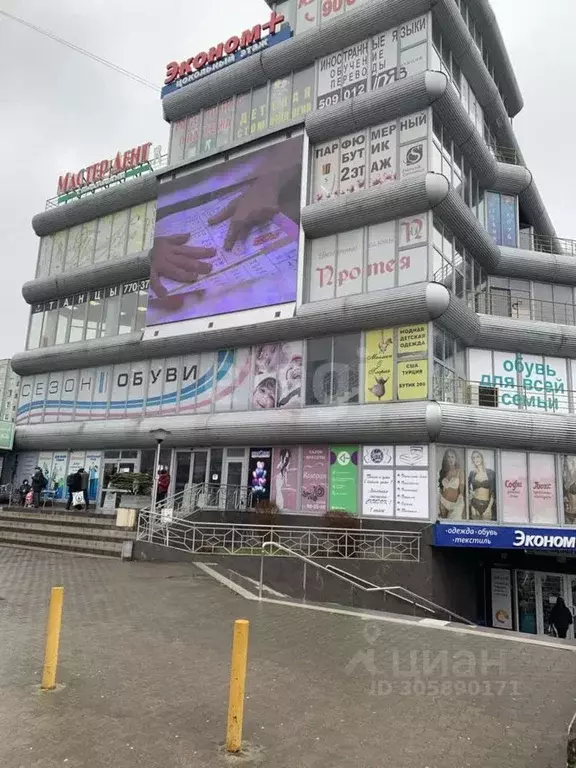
[467, 448, 497, 521]
[395, 469, 428, 517]
[301, 446, 329, 512]
[364, 329, 394, 403]
[398, 324, 427, 354]
[252, 342, 303, 410]
[491, 568, 513, 630]
[527, 452, 557, 524]
[500, 451, 529, 523]
[486, 191, 501, 244]
[249, 448, 272, 503]
[329, 445, 359, 514]
[435, 523, 576, 552]
[0, 422, 14, 451]
[14, 453, 39, 488]
[362, 470, 394, 517]
[271, 447, 300, 511]
[51, 453, 69, 500]
[500, 195, 518, 247]
[397, 360, 428, 400]
[85, 452, 102, 502]
[68, 452, 86, 479]
[37, 453, 53, 488]
[362, 446, 394, 467]
[147, 136, 303, 326]
[437, 446, 466, 520]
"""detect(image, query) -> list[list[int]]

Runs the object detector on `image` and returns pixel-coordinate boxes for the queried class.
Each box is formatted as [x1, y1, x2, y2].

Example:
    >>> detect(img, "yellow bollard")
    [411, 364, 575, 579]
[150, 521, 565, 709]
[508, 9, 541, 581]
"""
[41, 586, 64, 691]
[226, 619, 250, 753]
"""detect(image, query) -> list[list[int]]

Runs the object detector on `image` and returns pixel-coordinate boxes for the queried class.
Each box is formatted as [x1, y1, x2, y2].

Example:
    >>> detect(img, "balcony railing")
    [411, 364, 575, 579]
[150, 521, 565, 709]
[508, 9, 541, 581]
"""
[475, 289, 576, 327]
[488, 144, 520, 165]
[433, 376, 573, 415]
[518, 231, 576, 258]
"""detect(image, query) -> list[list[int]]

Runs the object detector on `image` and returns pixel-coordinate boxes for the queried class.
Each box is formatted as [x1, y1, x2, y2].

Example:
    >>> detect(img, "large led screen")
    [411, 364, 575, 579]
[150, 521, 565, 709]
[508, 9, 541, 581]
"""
[147, 136, 304, 326]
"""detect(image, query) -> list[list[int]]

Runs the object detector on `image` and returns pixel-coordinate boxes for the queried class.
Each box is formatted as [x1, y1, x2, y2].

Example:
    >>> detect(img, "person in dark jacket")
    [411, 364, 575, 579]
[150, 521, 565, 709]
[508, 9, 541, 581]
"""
[79, 468, 90, 509]
[18, 479, 31, 506]
[31, 467, 47, 508]
[66, 470, 83, 510]
[549, 596, 573, 639]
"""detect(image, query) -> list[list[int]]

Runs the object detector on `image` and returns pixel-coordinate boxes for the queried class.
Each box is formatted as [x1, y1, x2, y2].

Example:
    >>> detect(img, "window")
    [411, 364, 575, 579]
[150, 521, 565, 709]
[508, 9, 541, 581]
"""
[27, 311, 43, 350]
[85, 297, 104, 340]
[40, 306, 58, 347]
[69, 302, 87, 343]
[119, 290, 138, 335]
[55, 308, 71, 345]
[305, 334, 360, 406]
[101, 293, 121, 337]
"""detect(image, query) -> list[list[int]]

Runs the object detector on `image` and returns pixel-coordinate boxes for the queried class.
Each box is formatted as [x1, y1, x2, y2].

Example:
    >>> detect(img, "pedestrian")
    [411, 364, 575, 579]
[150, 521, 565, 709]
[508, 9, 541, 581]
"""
[549, 596, 573, 639]
[31, 467, 47, 508]
[18, 479, 30, 506]
[79, 468, 90, 509]
[66, 469, 83, 511]
[156, 468, 171, 503]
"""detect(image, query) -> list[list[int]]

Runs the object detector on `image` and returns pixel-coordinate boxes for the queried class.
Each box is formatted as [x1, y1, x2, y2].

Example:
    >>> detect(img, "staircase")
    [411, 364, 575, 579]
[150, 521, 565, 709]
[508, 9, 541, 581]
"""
[0, 509, 136, 558]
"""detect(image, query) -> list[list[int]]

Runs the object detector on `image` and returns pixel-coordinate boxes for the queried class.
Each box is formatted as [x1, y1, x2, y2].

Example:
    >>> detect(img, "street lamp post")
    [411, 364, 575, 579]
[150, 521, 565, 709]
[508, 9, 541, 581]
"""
[149, 428, 171, 512]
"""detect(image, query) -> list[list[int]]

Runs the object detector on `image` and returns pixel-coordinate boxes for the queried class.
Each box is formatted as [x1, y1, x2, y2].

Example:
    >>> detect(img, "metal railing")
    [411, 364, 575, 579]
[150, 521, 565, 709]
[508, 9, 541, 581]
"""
[139, 482, 254, 521]
[136, 514, 421, 561]
[259, 541, 474, 624]
[488, 144, 520, 165]
[433, 375, 574, 415]
[518, 231, 576, 258]
[474, 289, 576, 327]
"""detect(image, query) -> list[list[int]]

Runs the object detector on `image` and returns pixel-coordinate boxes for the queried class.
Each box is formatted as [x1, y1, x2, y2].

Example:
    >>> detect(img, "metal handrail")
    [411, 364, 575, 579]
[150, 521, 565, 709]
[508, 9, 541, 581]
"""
[260, 541, 474, 625]
[488, 144, 520, 165]
[140, 481, 254, 518]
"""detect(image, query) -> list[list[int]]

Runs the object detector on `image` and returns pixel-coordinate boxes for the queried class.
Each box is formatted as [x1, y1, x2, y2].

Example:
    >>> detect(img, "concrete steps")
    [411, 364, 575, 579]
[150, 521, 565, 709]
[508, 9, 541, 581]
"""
[0, 509, 135, 558]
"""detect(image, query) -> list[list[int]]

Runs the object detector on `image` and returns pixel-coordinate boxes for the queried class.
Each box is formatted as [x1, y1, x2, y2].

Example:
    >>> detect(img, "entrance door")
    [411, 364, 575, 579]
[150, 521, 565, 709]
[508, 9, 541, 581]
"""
[221, 454, 248, 510]
[537, 573, 564, 636]
[174, 452, 192, 497]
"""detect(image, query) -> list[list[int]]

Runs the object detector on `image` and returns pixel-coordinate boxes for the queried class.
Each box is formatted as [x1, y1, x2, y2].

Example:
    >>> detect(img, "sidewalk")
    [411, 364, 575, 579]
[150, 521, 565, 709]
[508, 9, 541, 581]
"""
[0, 547, 574, 767]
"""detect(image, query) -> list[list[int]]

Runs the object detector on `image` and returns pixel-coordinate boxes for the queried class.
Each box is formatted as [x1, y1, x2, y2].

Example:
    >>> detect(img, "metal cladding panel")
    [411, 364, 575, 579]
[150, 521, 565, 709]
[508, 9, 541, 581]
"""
[493, 164, 532, 195]
[432, 0, 469, 59]
[496, 248, 576, 285]
[467, 0, 523, 116]
[13, 402, 433, 451]
[438, 404, 576, 453]
[306, 71, 440, 144]
[476, 315, 576, 358]
[434, 189, 500, 271]
[32, 176, 158, 237]
[12, 282, 448, 376]
[302, 174, 447, 239]
[163, 0, 432, 122]
[22, 250, 151, 304]
[435, 293, 480, 344]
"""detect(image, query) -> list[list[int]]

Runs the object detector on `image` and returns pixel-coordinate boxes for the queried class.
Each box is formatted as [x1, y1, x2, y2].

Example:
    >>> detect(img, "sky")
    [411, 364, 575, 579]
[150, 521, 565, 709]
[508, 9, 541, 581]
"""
[0, 0, 574, 360]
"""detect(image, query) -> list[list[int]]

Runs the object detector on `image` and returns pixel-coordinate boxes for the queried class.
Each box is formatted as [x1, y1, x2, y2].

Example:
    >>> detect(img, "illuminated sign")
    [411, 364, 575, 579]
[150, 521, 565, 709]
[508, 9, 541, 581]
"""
[56, 142, 153, 202]
[162, 12, 291, 98]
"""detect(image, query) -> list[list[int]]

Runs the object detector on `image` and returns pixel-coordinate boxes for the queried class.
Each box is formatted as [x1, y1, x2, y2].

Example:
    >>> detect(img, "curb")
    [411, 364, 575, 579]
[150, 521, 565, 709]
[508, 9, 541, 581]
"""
[567, 711, 576, 767]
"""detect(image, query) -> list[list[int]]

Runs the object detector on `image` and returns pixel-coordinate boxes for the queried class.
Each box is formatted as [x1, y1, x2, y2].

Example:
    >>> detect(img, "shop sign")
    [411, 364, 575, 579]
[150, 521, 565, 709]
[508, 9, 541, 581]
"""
[435, 523, 576, 552]
[0, 422, 14, 451]
[162, 12, 292, 97]
[57, 142, 154, 202]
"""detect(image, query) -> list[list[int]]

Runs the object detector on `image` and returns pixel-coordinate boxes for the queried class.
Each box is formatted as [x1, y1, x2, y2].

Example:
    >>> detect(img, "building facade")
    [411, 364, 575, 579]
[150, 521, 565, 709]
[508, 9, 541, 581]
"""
[11, 0, 576, 634]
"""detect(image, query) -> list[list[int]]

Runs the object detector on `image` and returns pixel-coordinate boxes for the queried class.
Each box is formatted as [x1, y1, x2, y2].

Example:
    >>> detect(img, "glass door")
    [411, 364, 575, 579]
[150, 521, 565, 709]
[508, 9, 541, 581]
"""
[174, 452, 192, 497]
[221, 452, 248, 510]
[536, 572, 565, 636]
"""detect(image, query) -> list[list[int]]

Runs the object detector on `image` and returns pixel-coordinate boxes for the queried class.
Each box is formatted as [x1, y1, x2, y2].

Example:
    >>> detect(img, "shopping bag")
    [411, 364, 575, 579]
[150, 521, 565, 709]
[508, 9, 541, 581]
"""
[72, 491, 85, 507]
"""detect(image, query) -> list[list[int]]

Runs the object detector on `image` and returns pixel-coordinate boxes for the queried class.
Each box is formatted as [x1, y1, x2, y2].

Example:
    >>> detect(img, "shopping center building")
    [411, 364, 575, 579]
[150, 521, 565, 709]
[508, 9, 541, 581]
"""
[10, 0, 576, 634]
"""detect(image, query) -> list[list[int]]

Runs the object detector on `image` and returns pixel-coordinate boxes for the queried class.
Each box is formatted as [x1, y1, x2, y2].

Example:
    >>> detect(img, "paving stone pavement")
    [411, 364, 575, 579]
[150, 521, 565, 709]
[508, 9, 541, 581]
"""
[0, 547, 575, 768]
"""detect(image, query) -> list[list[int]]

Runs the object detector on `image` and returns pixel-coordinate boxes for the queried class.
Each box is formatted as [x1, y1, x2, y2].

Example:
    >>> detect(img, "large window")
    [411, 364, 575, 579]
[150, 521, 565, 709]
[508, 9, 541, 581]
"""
[35, 201, 156, 279]
[477, 277, 576, 327]
[432, 216, 486, 305]
[26, 280, 150, 349]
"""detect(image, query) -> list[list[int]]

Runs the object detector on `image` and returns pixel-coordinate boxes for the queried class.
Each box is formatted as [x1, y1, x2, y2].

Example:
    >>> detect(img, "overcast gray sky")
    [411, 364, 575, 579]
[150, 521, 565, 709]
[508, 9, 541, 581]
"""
[0, 0, 573, 360]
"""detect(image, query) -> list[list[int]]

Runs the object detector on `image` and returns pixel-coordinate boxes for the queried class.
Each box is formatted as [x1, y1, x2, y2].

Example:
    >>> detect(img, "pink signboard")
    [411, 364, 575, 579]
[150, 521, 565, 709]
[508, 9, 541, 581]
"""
[300, 446, 328, 513]
[271, 447, 300, 511]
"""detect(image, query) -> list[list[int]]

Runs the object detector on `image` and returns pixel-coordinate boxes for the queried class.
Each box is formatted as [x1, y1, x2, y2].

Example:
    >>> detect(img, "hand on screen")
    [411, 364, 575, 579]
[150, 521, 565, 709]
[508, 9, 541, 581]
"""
[208, 175, 280, 251]
[150, 234, 215, 300]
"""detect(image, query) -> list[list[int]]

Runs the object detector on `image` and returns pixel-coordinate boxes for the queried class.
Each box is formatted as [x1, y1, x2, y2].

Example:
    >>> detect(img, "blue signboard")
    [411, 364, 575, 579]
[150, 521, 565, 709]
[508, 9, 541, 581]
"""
[434, 522, 576, 552]
[162, 26, 293, 99]
[500, 195, 518, 247]
[485, 191, 502, 245]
